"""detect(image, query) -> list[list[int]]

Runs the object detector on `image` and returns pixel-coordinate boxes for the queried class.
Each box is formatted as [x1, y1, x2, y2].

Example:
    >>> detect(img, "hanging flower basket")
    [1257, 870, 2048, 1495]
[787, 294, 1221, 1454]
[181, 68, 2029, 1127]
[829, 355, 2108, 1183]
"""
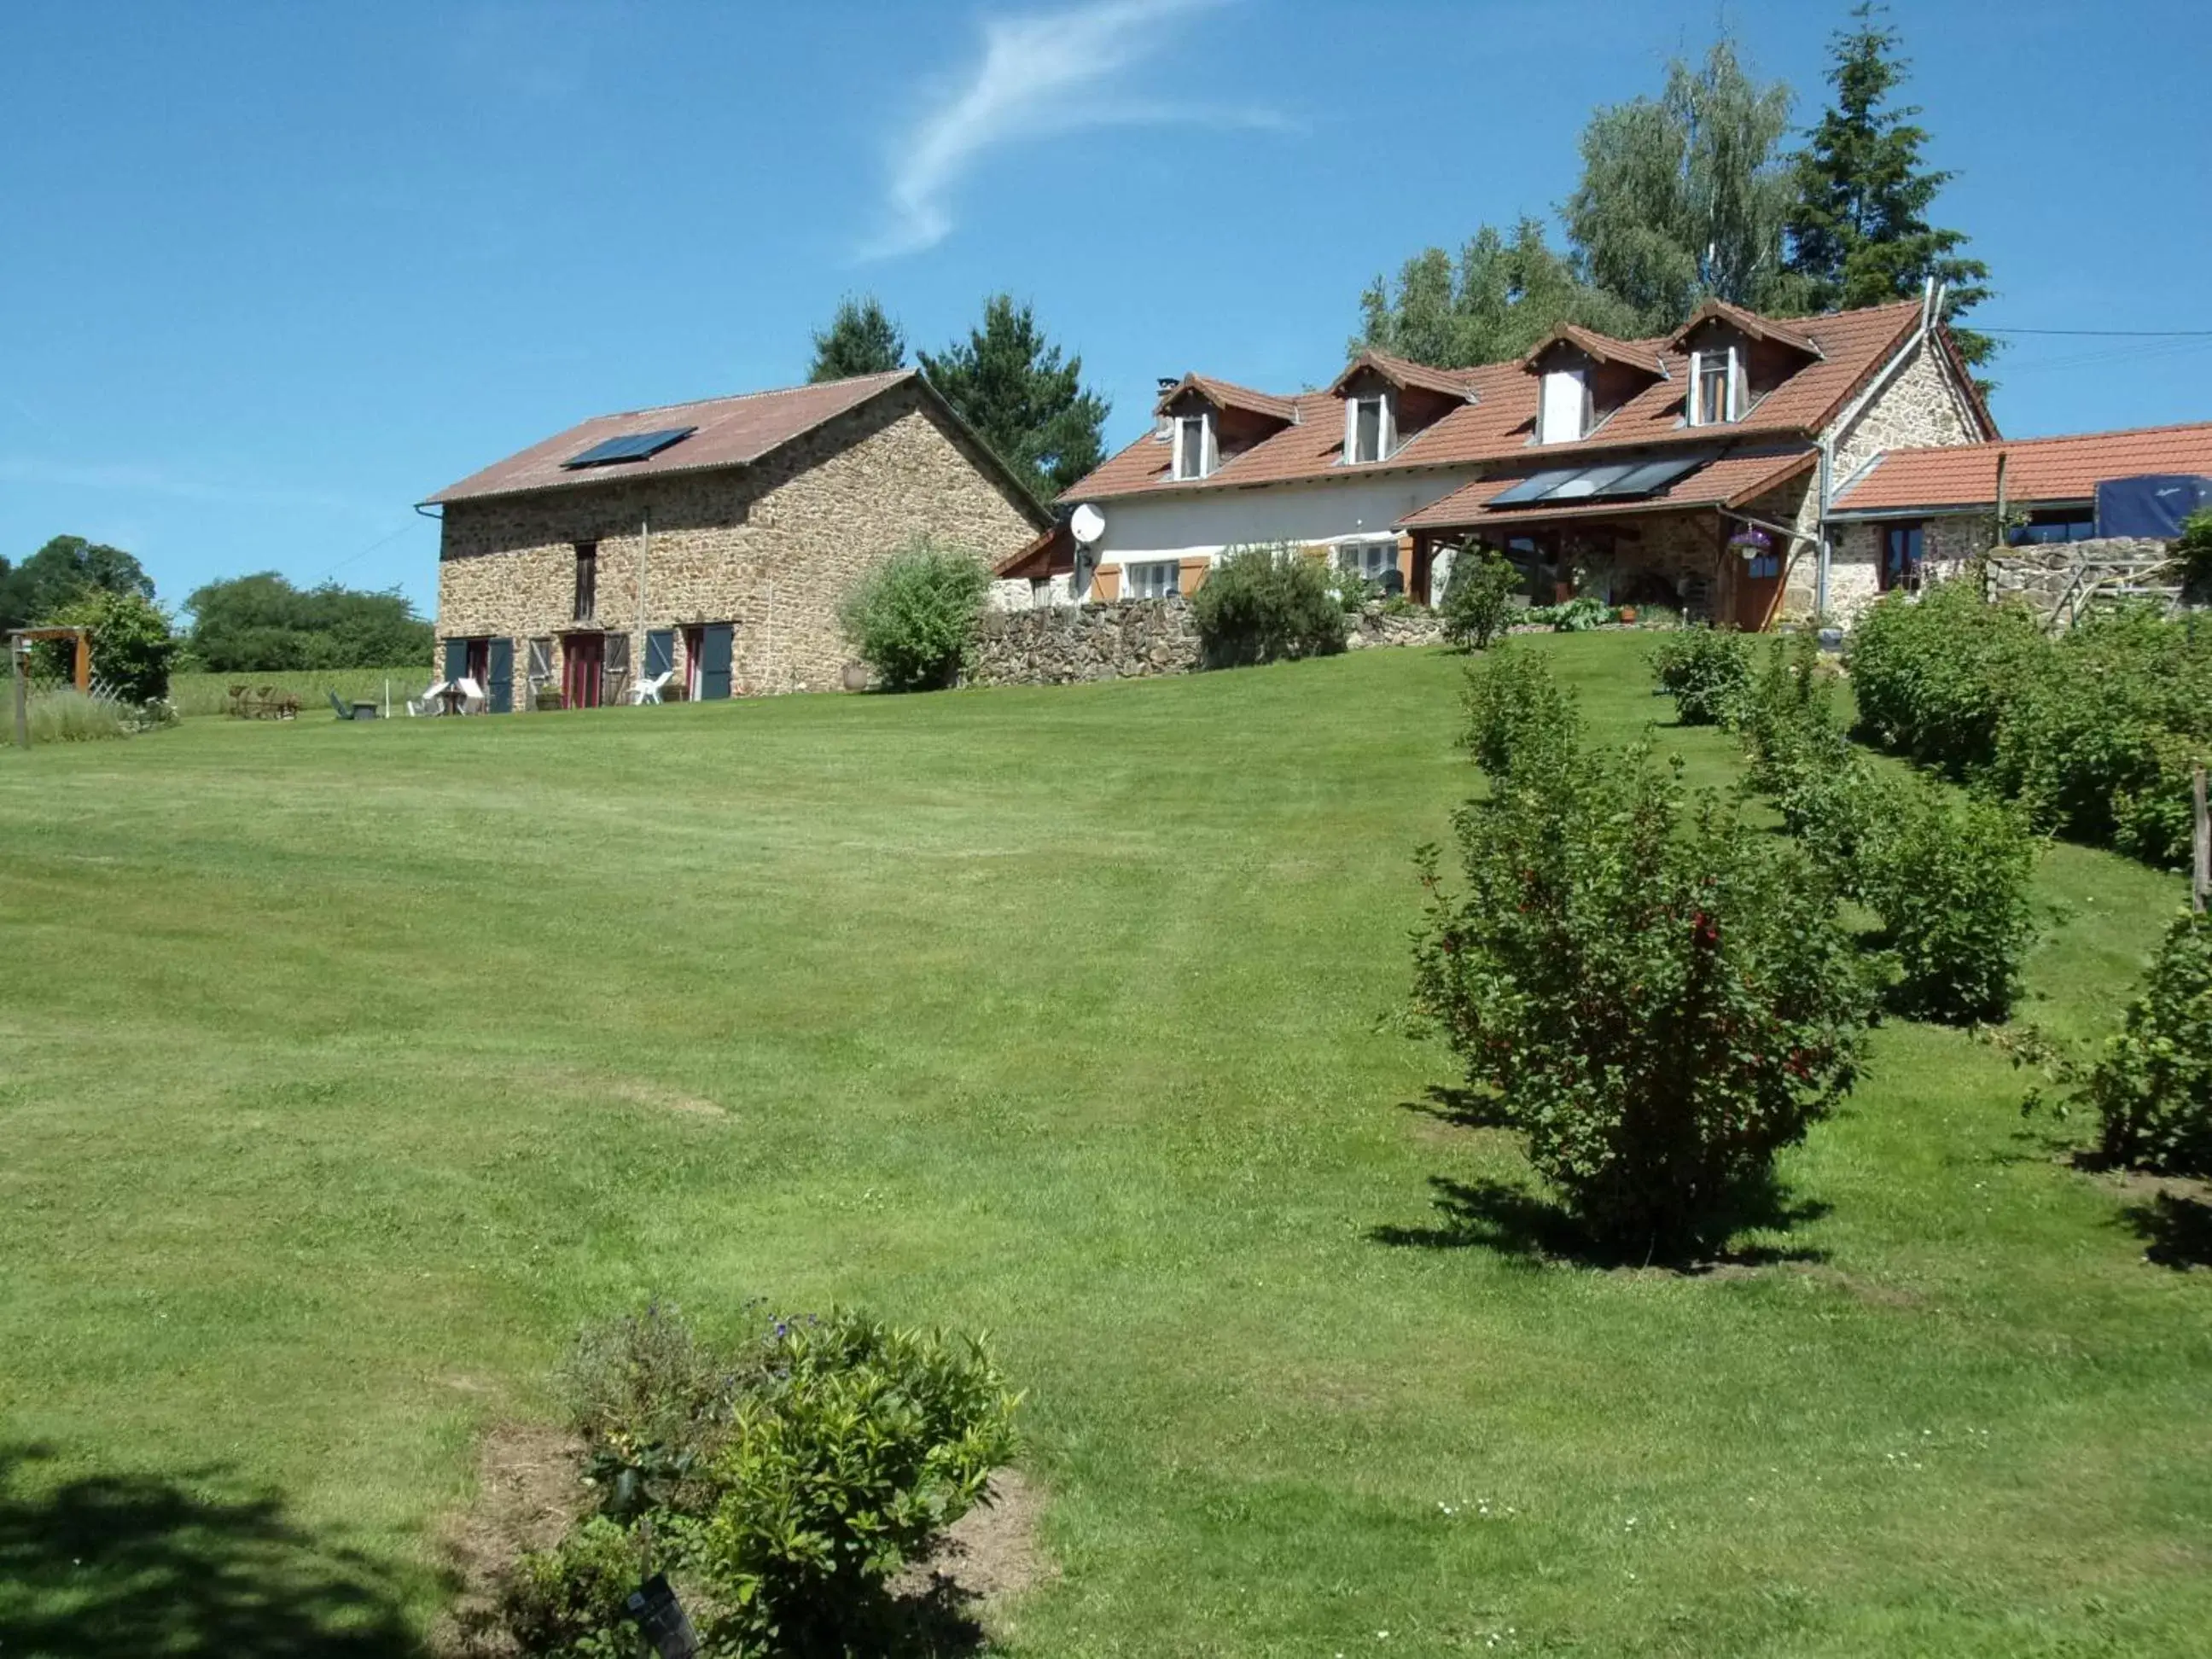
[1727, 523, 1774, 558]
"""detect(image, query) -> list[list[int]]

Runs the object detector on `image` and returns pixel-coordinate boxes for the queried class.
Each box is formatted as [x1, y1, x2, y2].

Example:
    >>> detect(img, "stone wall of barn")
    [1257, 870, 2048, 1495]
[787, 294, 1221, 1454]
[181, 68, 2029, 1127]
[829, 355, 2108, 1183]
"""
[434, 381, 1042, 703]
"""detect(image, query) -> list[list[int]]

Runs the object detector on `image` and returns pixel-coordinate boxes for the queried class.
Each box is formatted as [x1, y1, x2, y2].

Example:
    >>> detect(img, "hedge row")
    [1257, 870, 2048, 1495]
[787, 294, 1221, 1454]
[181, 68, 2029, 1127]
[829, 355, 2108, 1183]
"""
[1848, 582, 2212, 869]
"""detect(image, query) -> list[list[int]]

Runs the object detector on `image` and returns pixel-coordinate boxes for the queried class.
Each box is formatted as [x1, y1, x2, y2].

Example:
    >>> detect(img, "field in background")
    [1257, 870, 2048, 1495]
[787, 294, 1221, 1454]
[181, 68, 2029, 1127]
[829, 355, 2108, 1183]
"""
[2, 637, 2206, 1656]
[165, 665, 428, 717]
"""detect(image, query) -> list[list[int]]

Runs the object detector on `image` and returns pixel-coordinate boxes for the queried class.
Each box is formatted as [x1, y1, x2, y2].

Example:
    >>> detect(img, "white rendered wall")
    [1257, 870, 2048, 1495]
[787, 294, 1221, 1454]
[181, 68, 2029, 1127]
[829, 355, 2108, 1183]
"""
[1078, 472, 1473, 572]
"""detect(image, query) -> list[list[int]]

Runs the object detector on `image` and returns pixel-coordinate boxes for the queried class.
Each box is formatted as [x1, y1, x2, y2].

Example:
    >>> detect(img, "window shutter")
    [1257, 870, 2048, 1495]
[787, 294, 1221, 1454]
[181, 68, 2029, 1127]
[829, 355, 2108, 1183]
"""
[1092, 565, 1121, 602]
[443, 637, 468, 682]
[1178, 557, 1210, 596]
[700, 624, 734, 700]
[486, 637, 514, 713]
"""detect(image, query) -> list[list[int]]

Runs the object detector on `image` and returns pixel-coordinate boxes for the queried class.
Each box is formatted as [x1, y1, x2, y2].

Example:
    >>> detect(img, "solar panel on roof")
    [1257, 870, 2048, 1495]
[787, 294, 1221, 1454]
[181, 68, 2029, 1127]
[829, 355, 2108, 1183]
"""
[1488, 467, 1583, 505]
[1547, 463, 1639, 500]
[562, 426, 698, 469]
[1597, 456, 1703, 498]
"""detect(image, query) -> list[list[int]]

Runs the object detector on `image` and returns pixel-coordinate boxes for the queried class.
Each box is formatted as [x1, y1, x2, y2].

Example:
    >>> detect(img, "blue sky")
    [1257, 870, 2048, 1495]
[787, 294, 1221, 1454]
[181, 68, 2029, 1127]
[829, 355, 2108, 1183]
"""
[4, 0, 2206, 615]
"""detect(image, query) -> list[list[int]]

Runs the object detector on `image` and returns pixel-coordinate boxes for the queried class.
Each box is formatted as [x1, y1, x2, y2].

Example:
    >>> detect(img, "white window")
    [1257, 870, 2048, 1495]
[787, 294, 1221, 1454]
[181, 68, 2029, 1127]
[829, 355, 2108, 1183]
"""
[1128, 560, 1182, 599]
[1173, 412, 1213, 480]
[1538, 368, 1591, 444]
[1346, 393, 1391, 463]
[1691, 347, 1740, 426]
[1336, 540, 1397, 581]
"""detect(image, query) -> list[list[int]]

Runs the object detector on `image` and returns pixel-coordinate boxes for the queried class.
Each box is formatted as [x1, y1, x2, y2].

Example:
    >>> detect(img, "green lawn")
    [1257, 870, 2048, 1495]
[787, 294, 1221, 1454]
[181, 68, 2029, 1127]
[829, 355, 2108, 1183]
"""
[2, 637, 2205, 1657]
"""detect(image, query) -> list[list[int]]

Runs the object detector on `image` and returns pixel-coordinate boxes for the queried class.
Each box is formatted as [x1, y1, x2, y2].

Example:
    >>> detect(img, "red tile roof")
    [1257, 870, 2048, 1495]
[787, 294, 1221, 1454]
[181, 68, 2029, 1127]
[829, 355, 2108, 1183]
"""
[1521, 323, 1667, 376]
[1066, 300, 1936, 504]
[1330, 347, 1485, 401]
[1831, 421, 2212, 514]
[1669, 299, 1822, 357]
[1154, 372, 1301, 423]
[1400, 447, 1816, 532]
[427, 370, 924, 505]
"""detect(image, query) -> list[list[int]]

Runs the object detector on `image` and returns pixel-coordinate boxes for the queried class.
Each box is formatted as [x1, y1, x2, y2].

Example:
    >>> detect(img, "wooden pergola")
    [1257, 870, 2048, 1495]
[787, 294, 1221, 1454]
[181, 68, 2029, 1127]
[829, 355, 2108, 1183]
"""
[9, 626, 92, 748]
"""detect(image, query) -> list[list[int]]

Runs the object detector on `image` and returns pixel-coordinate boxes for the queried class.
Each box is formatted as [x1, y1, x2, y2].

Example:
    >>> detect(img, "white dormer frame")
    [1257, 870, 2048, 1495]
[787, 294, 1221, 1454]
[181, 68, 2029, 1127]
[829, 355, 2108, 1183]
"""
[1536, 367, 1592, 445]
[1688, 346, 1743, 427]
[1343, 391, 1394, 464]
[1173, 410, 1215, 480]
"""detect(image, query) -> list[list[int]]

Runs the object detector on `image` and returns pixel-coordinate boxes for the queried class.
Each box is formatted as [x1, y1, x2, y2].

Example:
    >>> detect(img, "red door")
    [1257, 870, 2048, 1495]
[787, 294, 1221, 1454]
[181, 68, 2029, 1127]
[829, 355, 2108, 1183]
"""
[562, 633, 603, 708]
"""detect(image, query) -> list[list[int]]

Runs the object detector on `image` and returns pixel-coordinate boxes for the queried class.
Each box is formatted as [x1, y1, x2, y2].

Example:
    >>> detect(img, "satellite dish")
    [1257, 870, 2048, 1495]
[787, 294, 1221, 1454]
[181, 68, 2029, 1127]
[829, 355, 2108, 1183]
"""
[1069, 504, 1105, 544]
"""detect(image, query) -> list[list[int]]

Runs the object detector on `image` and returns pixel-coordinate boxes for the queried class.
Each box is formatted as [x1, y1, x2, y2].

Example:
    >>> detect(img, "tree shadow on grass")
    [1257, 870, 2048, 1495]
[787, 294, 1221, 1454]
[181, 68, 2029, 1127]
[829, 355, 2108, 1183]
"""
[2119, 1190, 2212, 1271]
[1371, 1171, 1831, 1273]
[0, 1442, 422, 1658]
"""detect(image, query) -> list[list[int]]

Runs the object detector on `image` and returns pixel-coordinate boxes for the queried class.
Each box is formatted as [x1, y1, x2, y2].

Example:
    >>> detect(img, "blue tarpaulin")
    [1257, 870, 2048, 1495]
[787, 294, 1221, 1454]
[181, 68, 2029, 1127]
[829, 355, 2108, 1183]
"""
[2094, 474, 2212, 539]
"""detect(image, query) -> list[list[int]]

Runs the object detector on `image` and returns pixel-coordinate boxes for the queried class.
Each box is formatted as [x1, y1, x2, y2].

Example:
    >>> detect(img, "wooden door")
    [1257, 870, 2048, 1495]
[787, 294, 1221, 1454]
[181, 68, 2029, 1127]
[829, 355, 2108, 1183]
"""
[562, 633, 603, 709]
[1735, 549, 1783, 631]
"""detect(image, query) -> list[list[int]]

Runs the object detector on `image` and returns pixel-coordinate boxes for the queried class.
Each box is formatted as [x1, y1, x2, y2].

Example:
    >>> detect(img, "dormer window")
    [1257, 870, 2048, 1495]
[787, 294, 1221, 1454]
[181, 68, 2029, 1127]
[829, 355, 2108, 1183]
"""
[1690, 347, 1742, 426]
[1537, 368, 1592, 445]
[1348, 393, 1391, 463]
[1173, 411, 1214, 480]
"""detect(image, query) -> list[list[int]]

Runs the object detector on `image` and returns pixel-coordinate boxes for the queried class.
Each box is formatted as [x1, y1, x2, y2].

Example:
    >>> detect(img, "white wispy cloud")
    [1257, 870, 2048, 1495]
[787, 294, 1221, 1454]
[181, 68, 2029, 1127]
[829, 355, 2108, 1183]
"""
[864, 0, 1280, 259]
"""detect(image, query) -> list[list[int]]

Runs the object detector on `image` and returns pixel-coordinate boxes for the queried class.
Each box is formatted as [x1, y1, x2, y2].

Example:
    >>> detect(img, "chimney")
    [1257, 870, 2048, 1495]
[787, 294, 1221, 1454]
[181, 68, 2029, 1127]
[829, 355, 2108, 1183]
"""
[1155, 376, 1179, 440]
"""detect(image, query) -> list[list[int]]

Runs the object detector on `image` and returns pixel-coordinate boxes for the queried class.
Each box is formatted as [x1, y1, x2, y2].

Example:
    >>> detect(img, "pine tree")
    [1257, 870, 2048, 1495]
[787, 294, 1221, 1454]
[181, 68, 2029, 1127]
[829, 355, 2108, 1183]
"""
[1564, 38, 1805, 329]
[806, 295, 906, 382]
[918, 296, 1109, 504]
[1785, 3, 1994, 371]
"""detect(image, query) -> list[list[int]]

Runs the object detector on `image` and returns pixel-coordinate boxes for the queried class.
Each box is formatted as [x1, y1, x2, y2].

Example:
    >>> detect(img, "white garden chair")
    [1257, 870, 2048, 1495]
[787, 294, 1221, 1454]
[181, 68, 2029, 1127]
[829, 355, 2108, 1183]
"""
[407, 679, 449, 717]
[632, 670, 673, 706]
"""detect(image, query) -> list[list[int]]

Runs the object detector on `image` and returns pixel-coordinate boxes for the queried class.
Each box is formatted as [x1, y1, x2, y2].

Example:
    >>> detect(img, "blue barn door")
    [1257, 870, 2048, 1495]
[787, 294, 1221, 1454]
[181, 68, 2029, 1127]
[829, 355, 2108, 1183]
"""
[443, 637, 469, 683]
[699, 624, 734, 701]
[486, 637, 514, 713]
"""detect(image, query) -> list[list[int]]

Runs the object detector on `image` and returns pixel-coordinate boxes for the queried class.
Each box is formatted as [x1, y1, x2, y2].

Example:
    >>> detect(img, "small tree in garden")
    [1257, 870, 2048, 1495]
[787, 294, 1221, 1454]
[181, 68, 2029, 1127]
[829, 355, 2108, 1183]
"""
[1413, 650, 1871, 1254]
[1650, 624, 1754, 726]
[1189, 544, 1345, 667]
[838, 536, 991, 691]
[1860, 781, 2040, 1024]
[2089, 911, 2212, 1175]
[1440, 544, 1522, 650]
[1464, 640, 1580, 779]
[42, 587, 176, 704]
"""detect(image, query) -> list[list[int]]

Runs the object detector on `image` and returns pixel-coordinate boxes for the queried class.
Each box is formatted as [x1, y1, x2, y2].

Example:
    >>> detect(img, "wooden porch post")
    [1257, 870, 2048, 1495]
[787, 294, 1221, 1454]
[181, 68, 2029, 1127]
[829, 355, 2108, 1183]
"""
[73, 632, 90, 693]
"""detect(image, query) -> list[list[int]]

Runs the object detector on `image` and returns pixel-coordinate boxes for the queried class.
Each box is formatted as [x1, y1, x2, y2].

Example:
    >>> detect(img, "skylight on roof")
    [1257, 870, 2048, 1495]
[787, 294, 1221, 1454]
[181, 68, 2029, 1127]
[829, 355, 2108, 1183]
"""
[562, 426, 697, 469]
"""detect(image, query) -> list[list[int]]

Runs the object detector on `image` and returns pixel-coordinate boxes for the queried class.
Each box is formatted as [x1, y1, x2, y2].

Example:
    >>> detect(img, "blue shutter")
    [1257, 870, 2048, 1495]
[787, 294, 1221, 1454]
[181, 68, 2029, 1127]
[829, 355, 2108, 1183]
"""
[443, 637, 469, 682]
[700, 624, 734, 701]
[486, 637, 514, 713]
[645, 630, 676, 678]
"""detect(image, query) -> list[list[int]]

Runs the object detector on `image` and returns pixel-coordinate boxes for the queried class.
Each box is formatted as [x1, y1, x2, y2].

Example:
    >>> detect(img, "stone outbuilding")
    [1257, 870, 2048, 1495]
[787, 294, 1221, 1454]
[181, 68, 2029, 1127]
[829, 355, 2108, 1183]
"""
[423, 371, 1048, 709]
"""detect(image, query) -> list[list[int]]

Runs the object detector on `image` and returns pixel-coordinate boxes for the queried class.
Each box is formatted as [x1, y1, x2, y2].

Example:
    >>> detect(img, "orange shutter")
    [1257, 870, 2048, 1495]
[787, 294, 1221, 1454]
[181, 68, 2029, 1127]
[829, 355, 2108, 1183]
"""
[1301, 544, 1330, 563]
[1178, 557, 1210, 596]
[1092, 565, 1121, 602]
[1396, 533, 1416, 595]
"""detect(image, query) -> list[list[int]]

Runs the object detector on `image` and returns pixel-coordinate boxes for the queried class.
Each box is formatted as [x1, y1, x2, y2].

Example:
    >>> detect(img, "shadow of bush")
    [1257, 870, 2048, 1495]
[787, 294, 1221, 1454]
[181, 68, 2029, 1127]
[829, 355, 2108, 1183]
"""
[2121, 1190, 2212, 1271]
[1370, 1173, 1830, 1272]
[0, 1442, 421, 1658]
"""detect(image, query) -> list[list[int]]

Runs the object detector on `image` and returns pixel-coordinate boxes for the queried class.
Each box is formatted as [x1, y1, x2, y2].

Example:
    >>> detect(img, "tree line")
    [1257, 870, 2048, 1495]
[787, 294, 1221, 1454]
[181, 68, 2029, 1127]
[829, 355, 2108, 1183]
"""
[1355, 6, 1994, 381]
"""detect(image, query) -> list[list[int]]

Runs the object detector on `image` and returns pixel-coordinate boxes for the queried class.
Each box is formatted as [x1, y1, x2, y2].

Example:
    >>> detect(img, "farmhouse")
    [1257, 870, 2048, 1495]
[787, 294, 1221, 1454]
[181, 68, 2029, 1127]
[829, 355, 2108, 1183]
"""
[426, 371, 1047, 708]
[1030, 289, 1993, 627]
[1827, 420, 2212, 588]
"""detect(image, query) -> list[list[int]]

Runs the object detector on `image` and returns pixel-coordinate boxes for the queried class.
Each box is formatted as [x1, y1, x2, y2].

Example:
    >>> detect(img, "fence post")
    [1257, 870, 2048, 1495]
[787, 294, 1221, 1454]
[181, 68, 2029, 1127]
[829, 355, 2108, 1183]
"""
[2194, 765, 2209, 916]
[11, 637, 26, 750]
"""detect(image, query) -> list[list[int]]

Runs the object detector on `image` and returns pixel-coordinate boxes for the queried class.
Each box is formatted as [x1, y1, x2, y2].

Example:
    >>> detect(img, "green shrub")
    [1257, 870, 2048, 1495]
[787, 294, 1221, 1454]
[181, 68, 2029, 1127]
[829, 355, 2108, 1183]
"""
[1463, 643, 1580, 781]
[1860, 782, 2040, 1024]
[1326, 563, 1375, 614]
[686, 1313, 1021, 1654]
[2177, 509, 2212, 603]
[1439, 546, 1522, 651]
[41, 587, 177, 704]
[1847, 582, 2043, 776]
[2089, 911, 2212, 1174]
[504, 1303, 1021, 1657]
[1987, 606, 2212, 868]
[1413, 661, 1870, 1254]
[1650, 625, 1753, 726]
[1189, 544, 1345, 668]
[24, 689, 128, 744]
[1522, 596, 1611, 632]
[837, 537, 991, 691]
[500, 1516, 650, 1659]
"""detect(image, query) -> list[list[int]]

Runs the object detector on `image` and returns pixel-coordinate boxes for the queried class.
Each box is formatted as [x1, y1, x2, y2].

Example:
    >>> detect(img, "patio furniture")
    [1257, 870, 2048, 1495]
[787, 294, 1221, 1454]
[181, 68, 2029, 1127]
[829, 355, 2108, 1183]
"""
[631, 670, 673, 706]
[329, 690, 357, 720]
[406, 680, 447, 717]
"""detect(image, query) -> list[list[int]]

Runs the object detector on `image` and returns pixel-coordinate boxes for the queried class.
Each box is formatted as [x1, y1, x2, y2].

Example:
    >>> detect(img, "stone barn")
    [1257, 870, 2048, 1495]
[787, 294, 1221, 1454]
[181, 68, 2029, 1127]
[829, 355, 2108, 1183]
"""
[423, 371, 1048, 709]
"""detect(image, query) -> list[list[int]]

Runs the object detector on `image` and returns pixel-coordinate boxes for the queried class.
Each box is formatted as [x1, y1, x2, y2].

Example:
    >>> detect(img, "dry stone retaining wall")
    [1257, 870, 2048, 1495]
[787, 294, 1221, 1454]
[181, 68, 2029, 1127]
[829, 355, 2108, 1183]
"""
[963, 598, 1202, 686]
